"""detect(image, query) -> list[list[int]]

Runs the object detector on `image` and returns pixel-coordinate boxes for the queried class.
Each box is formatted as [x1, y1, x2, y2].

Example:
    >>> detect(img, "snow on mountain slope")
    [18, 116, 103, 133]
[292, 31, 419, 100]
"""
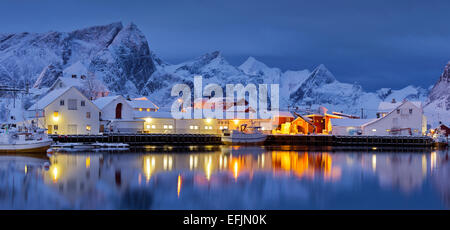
[289, 64, 428, 117]
[424, 62, 450, 127]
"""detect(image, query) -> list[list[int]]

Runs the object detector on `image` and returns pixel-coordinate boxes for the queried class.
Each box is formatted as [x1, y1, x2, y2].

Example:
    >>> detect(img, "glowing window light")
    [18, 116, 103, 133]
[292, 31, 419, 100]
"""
[168, 125, 173, 129]
[190, 125, 194, 130]
[86, 125, 91, 131]
[164, 125, 168, 129]
[219, 126, 223, 130]
[206, 118, 212, 123]
[52, 111, 59, 122]
[146, 108, 150, 112]
[139, 108, 143, 112]
[151, 125, 156, 129]
[146, 125, 151, 129]
[145, 118, 152, 123]
[233, 119, 239, 125]
[204, 126, 209, 130]
[372, 129, 376, 132]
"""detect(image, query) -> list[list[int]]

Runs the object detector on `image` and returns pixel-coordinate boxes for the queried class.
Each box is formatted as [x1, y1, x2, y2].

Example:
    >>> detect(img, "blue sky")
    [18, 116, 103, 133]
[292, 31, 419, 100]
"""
[1, 0, 450, 91]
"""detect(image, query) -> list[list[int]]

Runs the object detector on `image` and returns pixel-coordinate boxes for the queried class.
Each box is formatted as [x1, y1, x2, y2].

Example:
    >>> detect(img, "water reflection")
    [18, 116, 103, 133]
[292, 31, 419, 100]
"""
[0, 147, 449, 209]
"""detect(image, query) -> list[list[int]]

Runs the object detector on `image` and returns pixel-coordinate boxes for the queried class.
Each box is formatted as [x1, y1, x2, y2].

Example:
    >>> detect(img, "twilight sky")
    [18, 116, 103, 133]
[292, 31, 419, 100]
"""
[1, 0, 450, 91]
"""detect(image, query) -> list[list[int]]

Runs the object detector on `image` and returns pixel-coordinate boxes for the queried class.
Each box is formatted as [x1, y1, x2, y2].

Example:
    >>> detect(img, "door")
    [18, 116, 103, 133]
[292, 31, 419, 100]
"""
[115, 103, 122, 119]
[47, 125, 52, 134]
[67, 124, 77, 134]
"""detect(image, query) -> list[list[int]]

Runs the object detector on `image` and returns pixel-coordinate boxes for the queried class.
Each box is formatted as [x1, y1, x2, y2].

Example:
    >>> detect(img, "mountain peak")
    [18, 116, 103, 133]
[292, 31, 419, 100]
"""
[308, 64, 335, 85]
[239, 56, 269, 73]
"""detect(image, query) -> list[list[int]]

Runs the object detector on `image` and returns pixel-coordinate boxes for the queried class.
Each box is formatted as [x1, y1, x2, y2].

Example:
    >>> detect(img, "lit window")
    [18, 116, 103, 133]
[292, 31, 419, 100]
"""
[53, 111, 59, 122]
[224, 126, 228, 130]
[219, 126, 223, 130]
[204, 126, 208, 130]
[139, 108, 143, 112]
[372, 129, 376, 132]
[168, 125, 173, 129]
[194, 126, 198, 130]
[147, 108, 150, 112]
[146, 125, 151, 129]
[386, 129, 391, 132]
[151, 125, 156, 129]
[86, 125, 91, 131]
[164, 125, 168, 129]
[190, 125, 194, 130]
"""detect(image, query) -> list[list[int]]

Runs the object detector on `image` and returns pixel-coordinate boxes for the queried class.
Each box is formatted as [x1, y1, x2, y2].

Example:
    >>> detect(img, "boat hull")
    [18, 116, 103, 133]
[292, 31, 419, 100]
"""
[222, 133, 267, 145]
[0, 140, 53, 153]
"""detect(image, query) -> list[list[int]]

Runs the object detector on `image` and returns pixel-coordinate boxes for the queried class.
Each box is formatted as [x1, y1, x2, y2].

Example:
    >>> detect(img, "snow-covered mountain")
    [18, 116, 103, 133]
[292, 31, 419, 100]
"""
[0, 22, 442, 123]
[424, 62, 450, 127]
[0, 22, 158, 96]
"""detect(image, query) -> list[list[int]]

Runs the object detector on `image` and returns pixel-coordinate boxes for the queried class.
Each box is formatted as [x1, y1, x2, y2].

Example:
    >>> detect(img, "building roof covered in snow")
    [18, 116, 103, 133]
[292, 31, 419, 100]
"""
[92, 95, 123, 110]
[27, 87, 73, 111]
[332, 118, 376, 127]
[128, 97, 159, 110]
[378, 101, 422, 112]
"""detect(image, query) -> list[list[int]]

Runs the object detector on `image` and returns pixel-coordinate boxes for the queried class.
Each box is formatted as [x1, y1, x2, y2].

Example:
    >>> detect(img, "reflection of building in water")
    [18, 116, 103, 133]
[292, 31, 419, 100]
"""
[270, 152, 341, 181]
[432, 152, 450, 207]
[360, 153, 428, 193]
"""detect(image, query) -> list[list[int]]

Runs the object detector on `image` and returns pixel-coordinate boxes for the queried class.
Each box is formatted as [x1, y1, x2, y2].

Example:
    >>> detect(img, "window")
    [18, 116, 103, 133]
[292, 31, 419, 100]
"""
[194, 126, 198, 130]
[190, 125, 194, 130]
[396, 109, 400, 114]
[146, 108, 150, 112]
[168, 125, 173, 129]
[372, 129, 376, 132]
[146, 125, 151, 129]
[163, 125, 168, 129]
[81, 100, 86, 107]
[54, 125, 58, 130]
[151, 125, 156, 129]
[86, 125, 91, 131]
[68, 99, 77, 110]
[60, 100, 64, 106]
[409, 109, 413, 114]
[86, 112, 91, 119]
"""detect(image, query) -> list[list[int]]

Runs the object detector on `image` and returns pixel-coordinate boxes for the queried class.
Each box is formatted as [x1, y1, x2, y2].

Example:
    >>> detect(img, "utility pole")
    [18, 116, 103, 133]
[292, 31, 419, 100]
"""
[361, 108, 364, 119]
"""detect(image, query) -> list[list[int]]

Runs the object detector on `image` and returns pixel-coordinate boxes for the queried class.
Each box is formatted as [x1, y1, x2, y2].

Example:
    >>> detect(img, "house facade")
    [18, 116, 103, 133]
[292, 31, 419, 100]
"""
[93, 95, 143, 133]
[27, 87, 100, 135]
[362, 101, 427, 136]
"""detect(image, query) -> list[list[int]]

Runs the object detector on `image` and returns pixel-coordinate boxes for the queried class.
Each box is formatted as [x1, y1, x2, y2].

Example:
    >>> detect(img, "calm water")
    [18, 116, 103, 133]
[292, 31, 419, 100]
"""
[0, 146, 448, 210]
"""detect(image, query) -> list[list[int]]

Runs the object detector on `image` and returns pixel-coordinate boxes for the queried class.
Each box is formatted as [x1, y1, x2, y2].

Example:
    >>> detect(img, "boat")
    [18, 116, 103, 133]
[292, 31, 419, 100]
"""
[432, 133, 448, 149]
[51, 142, 130, 152]
[222, 124, 267, 145]
[0, 124, 53, 153]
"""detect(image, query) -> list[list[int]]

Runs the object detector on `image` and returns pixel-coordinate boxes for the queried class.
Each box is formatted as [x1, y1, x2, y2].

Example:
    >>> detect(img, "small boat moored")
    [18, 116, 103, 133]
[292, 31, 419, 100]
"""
[222, 124, 267, 145]
[0, 124, 53, 154]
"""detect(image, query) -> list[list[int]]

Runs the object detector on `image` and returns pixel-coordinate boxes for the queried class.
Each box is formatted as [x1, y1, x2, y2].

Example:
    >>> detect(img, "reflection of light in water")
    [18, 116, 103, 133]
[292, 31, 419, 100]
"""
[224, 157, 227, 168]
[189, 155, 193, 170]
[219, 155, 223, 169]
[194, 156, 198, 168]
[431, 152, 437, 172]
[144, 157, 155, 182]
[168, 156, 173, 170]
[422, 154, 427, 177]
[234, 161, 239, 181]
[86, 157, 90, 169]
[52, 166, 59, 183]
[24, 165, 27, 174]
[177, 174, 182, 198]
[205, 158, 212, 180]
[163, 156, 167, 170]
[372, 155, 376, 172]
[261, 154, 265, 167]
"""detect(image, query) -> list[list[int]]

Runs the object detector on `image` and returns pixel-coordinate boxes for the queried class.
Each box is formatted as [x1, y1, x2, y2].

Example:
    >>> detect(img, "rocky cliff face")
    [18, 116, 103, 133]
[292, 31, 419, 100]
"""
[0, 22, 158, 96]
[424, 62, 450, 126]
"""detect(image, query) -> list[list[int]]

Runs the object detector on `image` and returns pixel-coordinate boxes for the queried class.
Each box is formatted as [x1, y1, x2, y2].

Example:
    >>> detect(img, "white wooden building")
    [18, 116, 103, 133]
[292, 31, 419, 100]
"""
[27, 86, 100, 135]
[362, 100, 427, 136]
[93, 95, 143, 133]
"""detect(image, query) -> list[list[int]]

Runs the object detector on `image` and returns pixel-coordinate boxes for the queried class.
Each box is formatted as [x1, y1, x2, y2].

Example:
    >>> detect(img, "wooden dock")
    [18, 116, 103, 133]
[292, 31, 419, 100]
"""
[50, 133, 434, 147]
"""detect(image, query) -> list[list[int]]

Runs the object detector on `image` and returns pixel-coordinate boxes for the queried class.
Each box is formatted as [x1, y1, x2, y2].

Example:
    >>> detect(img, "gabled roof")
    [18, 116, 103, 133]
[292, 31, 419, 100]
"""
[93, 95, 122, 110]
[27, 86, 100, 112]
[28, 87, 72, 110]
[49, 76, 85, 90]
[378, 101, 422, 112]
[128, 97, 159, 110]
[364, 101, 421, 127]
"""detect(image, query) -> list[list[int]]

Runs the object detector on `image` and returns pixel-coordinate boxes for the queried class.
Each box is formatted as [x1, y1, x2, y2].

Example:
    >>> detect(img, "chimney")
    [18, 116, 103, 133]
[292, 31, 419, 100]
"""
[391, 98, 396, 103]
